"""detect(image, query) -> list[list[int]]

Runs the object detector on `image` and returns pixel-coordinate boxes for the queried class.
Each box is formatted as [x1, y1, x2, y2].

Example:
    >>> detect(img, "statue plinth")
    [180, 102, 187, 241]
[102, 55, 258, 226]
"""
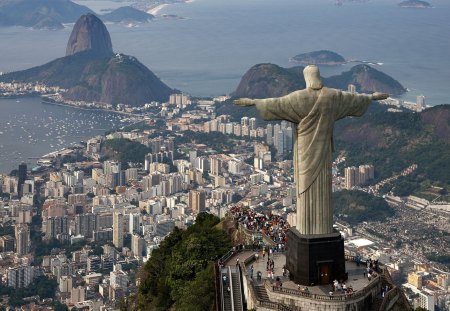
[286, 228, 347, 286]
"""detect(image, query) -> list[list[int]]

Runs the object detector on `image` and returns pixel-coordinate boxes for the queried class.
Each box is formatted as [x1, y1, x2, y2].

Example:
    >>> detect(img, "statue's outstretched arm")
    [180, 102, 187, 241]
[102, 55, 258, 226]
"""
[371, 92, 389, 100]
[234, 98, 255, 106]
[235, 92, 304, 123]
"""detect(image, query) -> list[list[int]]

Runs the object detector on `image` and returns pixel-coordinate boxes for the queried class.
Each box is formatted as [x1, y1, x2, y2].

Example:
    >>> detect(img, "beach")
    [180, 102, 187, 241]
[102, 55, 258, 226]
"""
[147, 4, 169, 15]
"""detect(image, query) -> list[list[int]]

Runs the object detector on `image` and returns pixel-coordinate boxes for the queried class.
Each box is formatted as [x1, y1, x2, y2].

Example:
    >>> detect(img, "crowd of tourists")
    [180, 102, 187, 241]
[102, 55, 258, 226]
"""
[229, 205, 290, 248]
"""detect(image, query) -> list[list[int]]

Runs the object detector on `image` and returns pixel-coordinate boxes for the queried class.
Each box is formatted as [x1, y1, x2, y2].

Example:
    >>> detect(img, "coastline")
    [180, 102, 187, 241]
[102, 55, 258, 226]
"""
[147, 4, 169, 15]
[147, 0, 194, 15]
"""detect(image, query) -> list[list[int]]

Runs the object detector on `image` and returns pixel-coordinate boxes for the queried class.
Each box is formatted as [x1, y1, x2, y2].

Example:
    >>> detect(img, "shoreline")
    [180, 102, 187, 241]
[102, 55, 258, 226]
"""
[147, 4, 169, 15]
[147, 0, 194, 15]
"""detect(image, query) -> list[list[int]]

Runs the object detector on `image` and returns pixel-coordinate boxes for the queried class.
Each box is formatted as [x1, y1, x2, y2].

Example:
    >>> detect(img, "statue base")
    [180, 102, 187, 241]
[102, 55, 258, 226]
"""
[286, 228, 347, 286]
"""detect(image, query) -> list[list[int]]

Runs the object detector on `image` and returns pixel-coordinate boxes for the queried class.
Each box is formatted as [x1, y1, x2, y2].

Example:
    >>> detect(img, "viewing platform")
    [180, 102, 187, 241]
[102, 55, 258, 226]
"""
[220, 248, 411, 311]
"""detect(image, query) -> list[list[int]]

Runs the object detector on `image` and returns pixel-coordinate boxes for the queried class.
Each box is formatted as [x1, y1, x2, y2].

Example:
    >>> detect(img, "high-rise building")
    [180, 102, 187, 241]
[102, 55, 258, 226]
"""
[189, 190, 206, 214]
[266, 124, 273, 145]
[59, 276, 73, 293]
[284, 126, 293, 153]
[131, 233, 144, 257]
[408, 271, 423, 289]
[71, 286, 86, 304]
[75, 213, 97, 238]
[189, 150, 197, 167]
[110, 265, 129, 290]
[345, 166, 359, 189]
[169, 93, 190, 106]
[249, 117, 257, 130]
[125, 168, 138, 182]
[348, 84, 356, 93]
[345, 165, 374, 189]
[0, 235, 15, 252]
[210, 157, 222, 176]
[113, 212, 124, 249]
[87, 255, 102, 273]
[416, 95, 425, 109]
[45, 216, 69, 241]
[18, 162, 27, 197]
[129, 213, 141, 234]
[274, 130, 284, 156]
[7, 265, 34, 288]
[241, 116, 249, 127]
[228, 161, 242, 175]
[15, 224, 30, 256]
[233, 124, 242, 136]
[103, 161, 121, 175]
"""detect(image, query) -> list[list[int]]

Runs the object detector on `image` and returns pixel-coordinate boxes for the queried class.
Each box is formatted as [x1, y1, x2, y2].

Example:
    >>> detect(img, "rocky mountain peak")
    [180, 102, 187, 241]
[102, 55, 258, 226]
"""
[66, 13, 113, 57]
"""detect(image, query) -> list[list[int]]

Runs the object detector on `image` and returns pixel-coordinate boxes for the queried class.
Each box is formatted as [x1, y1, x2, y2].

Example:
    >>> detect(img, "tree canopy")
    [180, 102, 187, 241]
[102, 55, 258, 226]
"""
[135, 213, 231, 310]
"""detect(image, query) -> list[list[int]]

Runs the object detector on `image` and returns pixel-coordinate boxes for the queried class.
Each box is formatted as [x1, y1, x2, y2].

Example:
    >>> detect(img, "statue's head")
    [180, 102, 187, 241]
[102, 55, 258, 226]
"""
[303, 65, 323, 90]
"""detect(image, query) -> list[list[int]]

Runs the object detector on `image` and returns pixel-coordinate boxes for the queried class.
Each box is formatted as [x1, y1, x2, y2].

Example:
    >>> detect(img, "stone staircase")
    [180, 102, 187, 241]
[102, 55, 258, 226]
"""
[254, 284, 270, 302]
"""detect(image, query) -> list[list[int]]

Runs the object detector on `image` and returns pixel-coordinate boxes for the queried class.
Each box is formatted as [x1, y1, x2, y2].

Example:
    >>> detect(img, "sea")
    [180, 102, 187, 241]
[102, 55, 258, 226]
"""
[0, 0, 450, 173]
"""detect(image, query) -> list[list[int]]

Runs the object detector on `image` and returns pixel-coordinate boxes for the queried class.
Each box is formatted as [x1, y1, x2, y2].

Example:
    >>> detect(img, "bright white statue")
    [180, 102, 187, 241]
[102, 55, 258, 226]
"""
[235, 65, 388, 235]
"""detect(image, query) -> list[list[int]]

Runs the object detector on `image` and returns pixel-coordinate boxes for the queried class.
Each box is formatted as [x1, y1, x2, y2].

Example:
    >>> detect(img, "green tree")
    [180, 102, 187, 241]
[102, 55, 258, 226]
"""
[137, 213, 230, 310]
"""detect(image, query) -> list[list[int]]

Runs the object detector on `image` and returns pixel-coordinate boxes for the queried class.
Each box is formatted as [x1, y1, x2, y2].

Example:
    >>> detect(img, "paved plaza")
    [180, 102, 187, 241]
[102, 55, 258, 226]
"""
[225, 249, 376, 296]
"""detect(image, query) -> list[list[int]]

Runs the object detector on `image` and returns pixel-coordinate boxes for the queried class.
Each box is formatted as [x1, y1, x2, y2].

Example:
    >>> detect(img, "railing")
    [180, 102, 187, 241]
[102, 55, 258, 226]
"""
[378, 286, 401, 311]
[229, 267, 235, 311]
[378, 267, 411, 311]
[238, 223, 277, 247]
[268, 274, 381, 302]
[257, 300, 295, 311]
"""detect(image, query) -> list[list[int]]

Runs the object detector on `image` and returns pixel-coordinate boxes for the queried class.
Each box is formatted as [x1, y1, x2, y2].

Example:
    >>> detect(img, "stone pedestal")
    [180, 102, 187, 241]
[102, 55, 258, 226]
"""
[286, 228, 347, 286]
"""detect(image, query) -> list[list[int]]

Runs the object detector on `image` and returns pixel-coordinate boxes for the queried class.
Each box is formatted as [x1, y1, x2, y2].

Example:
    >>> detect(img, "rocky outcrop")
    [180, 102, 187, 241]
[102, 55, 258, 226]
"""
[66, 13, 113, 57]
[0, 14, 173, 106]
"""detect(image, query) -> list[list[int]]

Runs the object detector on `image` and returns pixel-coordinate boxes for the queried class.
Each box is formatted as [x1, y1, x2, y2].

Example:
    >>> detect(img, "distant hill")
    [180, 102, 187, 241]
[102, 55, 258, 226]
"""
[333, 190, 395, 225]
[101, 6, 154, 23]
[232, 63, 306, 99]
[398, 0, 431, 8]
[326, 64, 407, 95]
[232, 63, 406, 99]
[0, 14, 173, 106]
[0, 0, 93, 29]
[291, 50, 346, 65]
[334, 104, 450, 194]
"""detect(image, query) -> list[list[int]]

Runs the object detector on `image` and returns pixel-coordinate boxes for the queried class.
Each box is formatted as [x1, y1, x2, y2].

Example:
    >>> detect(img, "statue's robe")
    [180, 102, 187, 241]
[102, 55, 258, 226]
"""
[255, 87, 372, 235]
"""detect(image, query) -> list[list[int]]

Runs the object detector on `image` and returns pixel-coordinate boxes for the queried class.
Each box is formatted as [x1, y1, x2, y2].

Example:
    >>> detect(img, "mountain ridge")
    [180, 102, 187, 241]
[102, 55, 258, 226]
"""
[233, 63, 406, 98]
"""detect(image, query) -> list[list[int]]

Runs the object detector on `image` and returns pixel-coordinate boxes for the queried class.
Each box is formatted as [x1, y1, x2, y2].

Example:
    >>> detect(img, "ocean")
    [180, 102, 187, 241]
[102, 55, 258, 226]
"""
[0, 0, 449, 172]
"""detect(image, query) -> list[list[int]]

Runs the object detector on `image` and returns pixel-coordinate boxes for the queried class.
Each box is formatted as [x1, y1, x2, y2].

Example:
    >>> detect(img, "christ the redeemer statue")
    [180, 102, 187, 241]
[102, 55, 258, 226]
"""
[235, 65, 388, 235]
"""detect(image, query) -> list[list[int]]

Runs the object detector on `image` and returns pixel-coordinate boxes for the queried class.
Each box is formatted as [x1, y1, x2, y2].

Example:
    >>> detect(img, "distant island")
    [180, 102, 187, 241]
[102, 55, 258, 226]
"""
[0, 0, 93, 30]
[290, 50, 346, 65]
[0, 0, 154, 29]
[398, 0, 431, 8]
[101, 6, 154, 23]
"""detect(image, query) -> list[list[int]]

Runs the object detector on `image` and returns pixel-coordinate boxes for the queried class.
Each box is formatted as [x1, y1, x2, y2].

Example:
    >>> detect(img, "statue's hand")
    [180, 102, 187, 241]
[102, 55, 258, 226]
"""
[372, 92, 389, 100]
[234, 98, 255, 106]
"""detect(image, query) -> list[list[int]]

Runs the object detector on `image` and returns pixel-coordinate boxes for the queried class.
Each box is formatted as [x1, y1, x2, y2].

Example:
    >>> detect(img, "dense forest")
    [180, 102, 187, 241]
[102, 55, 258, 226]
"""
[131, 213, 231, 311]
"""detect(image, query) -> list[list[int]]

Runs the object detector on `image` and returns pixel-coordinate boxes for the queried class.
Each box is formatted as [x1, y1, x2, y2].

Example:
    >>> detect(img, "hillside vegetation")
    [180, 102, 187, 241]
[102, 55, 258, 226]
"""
[133, 213, 231, 311]
[334, 105, 450, 195]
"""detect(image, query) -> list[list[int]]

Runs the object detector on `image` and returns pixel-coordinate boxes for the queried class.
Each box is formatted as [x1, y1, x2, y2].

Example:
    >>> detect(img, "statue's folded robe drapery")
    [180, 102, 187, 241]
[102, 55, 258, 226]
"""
[255, 87, 371, 235]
